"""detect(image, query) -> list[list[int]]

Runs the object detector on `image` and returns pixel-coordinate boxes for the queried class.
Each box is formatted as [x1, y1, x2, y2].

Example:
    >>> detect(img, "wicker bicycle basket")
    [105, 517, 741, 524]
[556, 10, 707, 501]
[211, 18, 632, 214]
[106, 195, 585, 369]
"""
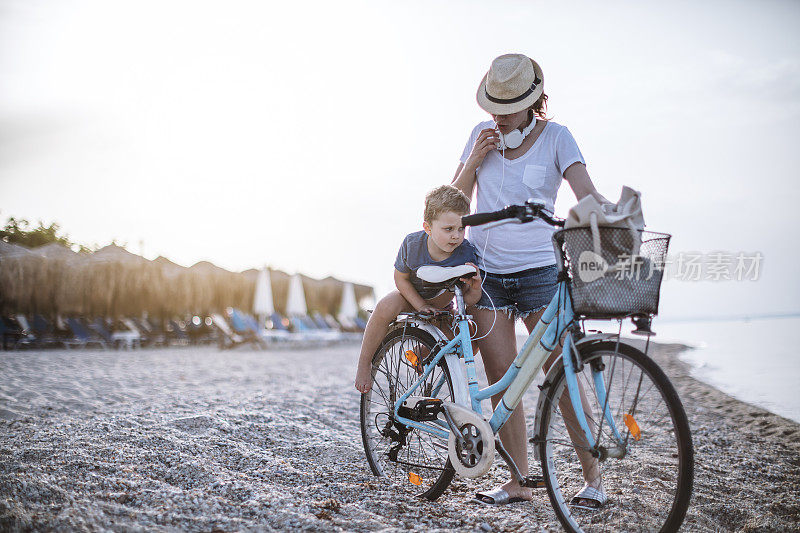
[552, 227, 671, 319]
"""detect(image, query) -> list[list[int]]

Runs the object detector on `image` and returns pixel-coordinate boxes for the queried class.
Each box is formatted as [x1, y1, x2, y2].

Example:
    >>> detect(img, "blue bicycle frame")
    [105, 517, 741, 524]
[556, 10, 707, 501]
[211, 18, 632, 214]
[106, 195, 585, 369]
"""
[391, 280, 627, 450]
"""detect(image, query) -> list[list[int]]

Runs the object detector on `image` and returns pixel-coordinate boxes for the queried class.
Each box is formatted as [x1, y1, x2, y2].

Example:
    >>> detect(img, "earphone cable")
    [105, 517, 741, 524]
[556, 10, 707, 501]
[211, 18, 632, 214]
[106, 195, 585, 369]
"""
[471, 135, 506, 342]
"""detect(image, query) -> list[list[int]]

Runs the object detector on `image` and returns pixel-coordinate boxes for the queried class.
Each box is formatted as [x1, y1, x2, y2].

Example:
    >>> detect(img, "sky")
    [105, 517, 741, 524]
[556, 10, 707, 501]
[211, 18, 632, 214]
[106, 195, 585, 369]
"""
[1, 0, 798, 320]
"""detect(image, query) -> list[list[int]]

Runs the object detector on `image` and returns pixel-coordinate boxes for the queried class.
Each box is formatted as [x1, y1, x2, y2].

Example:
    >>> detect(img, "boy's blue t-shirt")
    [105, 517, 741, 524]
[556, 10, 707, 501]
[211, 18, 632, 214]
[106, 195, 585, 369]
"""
[394, 230, 478, 299]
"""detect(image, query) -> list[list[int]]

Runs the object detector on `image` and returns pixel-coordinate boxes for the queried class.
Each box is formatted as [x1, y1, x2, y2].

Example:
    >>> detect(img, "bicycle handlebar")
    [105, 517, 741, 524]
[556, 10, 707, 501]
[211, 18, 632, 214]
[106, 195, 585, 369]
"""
[461, 201, 565, 228]
[461, 206, 517, 227]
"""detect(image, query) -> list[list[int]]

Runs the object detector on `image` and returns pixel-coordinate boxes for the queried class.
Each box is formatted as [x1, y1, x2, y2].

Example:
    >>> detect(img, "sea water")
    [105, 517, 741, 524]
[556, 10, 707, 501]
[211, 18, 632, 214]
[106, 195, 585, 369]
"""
[580, 316, 800, 423]
[516, 315, 800, 423]
[656, 316, 800, 424]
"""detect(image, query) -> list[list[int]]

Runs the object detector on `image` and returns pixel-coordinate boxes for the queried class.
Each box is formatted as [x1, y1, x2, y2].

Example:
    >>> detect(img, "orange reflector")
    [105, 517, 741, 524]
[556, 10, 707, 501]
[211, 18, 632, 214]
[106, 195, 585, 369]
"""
[405, 350, 421, 373]
[408, 472, 422, 486]
[624, 414, 641, 441]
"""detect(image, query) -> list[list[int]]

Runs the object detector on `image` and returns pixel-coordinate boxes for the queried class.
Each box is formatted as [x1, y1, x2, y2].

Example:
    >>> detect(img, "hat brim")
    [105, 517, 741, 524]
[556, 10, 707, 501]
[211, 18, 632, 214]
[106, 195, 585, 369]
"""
[476, 58, 544, 115]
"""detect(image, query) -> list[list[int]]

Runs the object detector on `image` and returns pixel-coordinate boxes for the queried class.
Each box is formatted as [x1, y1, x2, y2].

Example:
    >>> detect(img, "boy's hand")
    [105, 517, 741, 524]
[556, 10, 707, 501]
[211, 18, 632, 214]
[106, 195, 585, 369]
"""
[460, 263, 483, 306]
[416, 304, 442, 314]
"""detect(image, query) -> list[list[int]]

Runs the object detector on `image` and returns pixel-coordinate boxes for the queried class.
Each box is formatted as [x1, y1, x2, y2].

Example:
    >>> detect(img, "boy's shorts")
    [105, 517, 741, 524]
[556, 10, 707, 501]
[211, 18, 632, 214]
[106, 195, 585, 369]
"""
[475, 264, 558, 319]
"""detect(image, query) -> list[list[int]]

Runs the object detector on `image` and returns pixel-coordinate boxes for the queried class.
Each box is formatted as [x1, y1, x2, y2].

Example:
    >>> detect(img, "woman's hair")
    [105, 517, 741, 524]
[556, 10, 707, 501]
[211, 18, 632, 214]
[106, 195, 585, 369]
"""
[532, 93, 549, 119]
[424, 185, 471, 224]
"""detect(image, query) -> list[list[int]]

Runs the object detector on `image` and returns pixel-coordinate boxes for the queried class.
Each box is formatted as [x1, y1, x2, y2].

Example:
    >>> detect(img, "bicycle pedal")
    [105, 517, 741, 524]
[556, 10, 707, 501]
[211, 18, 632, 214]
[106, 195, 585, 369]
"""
[521, 475, 546, 489]
[399, 396, 443, 422]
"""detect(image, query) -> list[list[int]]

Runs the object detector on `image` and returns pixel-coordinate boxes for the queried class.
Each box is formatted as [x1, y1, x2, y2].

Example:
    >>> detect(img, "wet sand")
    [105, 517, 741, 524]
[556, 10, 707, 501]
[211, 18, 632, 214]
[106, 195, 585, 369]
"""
[1, 341, 798, 531]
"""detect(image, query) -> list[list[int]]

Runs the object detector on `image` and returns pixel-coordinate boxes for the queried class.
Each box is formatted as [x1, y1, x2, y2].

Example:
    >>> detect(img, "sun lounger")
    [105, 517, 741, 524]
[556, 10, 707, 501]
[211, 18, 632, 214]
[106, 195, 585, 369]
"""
[89, 318, 117, 347]
[167, 320, 190, 345]
[15, 314, 59, 348]
[0, 317, 25, 350]
[66, 318, 108, 349]
[232, 308, 290, 344]
[288, 315, 342, 343]
[112, 319, 142, 349]
[269, 312, 291, 332]
[211, 312, 266, 349]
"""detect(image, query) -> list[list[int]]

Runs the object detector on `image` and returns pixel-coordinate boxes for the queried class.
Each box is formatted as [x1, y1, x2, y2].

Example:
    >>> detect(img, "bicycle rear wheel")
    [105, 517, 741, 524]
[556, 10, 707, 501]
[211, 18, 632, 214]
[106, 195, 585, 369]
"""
[538, 340, 693, 533]
[359, 326, 455, 500]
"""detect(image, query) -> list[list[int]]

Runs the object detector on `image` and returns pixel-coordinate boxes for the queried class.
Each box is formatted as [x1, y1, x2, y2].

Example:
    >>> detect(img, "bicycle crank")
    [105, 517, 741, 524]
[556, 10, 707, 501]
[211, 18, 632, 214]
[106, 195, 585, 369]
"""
[442, 402, 495, 478]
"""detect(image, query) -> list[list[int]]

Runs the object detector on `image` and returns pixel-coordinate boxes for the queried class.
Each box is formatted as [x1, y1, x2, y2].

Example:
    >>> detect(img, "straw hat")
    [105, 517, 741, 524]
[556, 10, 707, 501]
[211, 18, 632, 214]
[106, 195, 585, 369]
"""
[477, 53, 544, 115]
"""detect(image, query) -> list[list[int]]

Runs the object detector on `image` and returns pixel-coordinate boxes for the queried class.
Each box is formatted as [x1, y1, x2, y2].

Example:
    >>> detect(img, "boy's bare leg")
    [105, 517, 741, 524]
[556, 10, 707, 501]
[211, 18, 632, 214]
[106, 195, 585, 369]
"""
[355, 291, 455, 393]
[354, 291, 413, 393]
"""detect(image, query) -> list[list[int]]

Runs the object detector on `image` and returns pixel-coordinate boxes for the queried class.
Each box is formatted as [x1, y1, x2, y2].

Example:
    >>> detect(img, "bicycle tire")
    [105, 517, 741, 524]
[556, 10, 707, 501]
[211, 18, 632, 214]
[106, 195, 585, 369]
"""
[359, 326, 456, 500]
[538, 340, 693, 533]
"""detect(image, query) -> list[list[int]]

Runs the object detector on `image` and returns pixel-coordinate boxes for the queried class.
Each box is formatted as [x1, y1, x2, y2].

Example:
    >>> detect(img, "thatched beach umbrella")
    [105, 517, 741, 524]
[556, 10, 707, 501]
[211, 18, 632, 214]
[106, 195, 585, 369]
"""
[77, 245, 161, 318]
[153, 256, 206, 318]
[0, 242, 86, 317]
[30, 242, 79, 259]
[354, 283, 375, 312]
[187, 261, 253, 315]
[267, 269, 290, 314]
[0, 241, 33, 258]
[0, 242, 36, 315]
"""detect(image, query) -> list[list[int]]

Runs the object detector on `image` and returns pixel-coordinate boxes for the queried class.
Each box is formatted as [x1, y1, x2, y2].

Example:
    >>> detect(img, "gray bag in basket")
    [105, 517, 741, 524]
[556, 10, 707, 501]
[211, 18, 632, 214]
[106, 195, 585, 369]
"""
[560, 187, 659, 316]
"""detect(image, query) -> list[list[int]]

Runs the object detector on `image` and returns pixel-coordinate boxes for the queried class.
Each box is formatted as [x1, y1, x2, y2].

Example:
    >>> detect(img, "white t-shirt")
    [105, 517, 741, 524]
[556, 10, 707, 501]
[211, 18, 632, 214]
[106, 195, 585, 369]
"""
[459, 119, 585, 274]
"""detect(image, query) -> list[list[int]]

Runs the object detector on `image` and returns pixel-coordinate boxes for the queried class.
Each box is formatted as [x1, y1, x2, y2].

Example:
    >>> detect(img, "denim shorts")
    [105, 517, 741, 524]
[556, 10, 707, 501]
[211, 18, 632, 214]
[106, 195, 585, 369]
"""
[476, 264, 558, 319]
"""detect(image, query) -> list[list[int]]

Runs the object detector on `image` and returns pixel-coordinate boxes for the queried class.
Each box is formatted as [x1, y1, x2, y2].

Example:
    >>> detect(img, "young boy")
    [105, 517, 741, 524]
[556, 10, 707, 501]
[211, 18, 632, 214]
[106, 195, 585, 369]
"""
[354, 185, 481, 393]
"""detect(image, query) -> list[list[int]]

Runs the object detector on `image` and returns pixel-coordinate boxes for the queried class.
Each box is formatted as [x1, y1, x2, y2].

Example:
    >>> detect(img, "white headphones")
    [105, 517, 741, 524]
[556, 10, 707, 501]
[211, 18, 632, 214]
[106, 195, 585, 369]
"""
[497, 114, 537, 150]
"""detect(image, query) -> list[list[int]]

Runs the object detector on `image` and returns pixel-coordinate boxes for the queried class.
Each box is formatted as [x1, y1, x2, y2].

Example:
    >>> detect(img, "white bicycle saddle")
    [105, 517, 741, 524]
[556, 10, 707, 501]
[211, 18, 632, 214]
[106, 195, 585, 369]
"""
[416, 264, 478, 284]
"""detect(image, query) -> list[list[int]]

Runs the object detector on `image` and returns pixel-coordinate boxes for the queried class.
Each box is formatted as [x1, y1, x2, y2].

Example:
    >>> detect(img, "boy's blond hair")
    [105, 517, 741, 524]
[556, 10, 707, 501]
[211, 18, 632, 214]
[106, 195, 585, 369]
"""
[424, 185, 471, 224]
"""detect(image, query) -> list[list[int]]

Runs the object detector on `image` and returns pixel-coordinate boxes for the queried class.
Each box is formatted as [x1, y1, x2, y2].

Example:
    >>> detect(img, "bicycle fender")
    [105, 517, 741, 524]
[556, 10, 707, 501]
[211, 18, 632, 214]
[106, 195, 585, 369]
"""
[412, 321, 450, 343]
[575, 332, 620, 347]
[531, 334, 626, 461]
[443, 352, 470, 408]
[391, 321, 471, 408]
[532, 359, 564, 462]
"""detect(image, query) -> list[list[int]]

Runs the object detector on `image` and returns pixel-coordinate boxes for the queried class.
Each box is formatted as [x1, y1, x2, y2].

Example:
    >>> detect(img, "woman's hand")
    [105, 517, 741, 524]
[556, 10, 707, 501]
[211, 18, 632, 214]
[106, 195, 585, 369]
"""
[465, 128, 499, 168]
[453, 129, 498, 196]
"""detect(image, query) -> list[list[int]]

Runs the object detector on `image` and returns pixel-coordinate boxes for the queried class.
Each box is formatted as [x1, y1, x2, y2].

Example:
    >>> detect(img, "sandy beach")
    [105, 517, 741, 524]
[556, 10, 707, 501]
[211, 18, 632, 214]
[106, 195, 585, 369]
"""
[1, 341, 799, 532]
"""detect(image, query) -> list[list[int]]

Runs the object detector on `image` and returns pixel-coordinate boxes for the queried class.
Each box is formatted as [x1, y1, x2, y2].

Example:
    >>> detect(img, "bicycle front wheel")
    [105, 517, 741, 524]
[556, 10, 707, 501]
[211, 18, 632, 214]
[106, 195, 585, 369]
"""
[359, 326, 455, 500]
[538, 340, 693, 533]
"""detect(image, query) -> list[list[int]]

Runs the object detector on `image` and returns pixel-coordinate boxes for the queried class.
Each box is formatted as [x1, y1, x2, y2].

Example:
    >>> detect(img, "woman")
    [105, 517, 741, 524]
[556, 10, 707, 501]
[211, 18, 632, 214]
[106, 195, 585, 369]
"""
[453, 53, 609, 507]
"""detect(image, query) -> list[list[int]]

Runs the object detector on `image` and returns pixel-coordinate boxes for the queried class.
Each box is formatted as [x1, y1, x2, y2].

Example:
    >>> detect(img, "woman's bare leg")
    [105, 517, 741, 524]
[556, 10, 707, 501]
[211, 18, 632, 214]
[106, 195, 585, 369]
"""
[523, 313, 602, 495]
[473, 307, 532, 501]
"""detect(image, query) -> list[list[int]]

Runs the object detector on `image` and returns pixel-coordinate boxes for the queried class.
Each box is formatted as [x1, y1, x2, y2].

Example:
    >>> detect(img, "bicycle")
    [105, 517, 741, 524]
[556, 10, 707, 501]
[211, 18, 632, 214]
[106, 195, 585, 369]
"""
[359, 200, 694, 533]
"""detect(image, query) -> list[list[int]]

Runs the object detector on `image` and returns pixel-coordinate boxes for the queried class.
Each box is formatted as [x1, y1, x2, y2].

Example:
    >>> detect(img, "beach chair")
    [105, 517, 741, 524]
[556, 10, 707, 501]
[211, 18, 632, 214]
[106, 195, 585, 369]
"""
[0, 317, 26, 350]
[89, 318, 117, 348]
[133, 318, 166, 346]
[14, 314, 57, 348]
[210, 312, 262, 349]
[322, 314, 343, 331]
[353, 316, 368, 331]
[234, 308, 289, 345]
[184, 316, 214, 345]
[66, 318, 108, 349]
[288, 315, 341, 343]
[33, 314, 65, 347]
[311, 312, 330, 330]
[269, 312, 291, 332]
[167, 320, 190, 345]
[112, 319, 142, 349]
